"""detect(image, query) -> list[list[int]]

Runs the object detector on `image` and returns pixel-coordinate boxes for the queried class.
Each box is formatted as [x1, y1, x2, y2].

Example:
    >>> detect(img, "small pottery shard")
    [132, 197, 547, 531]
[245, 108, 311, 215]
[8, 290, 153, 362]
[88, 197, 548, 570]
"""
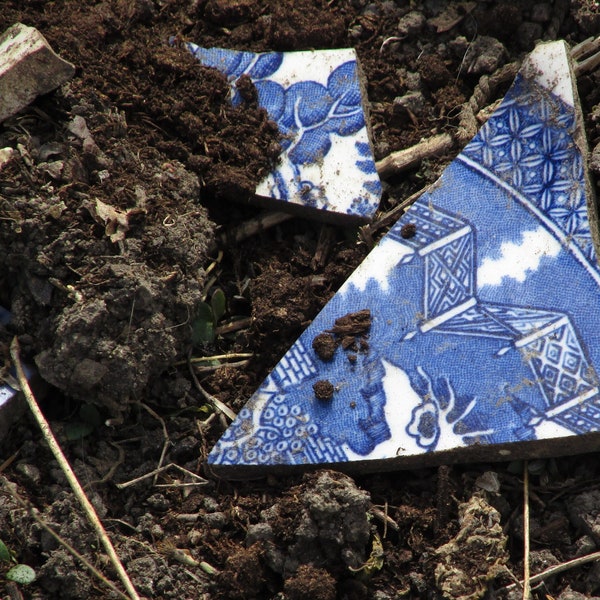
[0, 23, 75, 123]
[180, 43, 382, 224]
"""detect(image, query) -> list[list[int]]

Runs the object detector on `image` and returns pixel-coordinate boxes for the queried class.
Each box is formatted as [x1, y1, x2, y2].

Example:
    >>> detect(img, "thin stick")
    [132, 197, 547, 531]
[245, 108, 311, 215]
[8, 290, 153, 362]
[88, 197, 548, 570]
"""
[523, 462, 531, 600]
[1, 477, 129, 600]
[367, 185, 429, 236]
[136, 402, 170, 485]
[375, 133, 453, 179]
[116, 462, 208, 490]
[504, 549, 600, 591]
[188, 357, 237, 421]
[188, 353, 254, 364]
[10, 337, 141, 600]
[221, 211, 293, 244]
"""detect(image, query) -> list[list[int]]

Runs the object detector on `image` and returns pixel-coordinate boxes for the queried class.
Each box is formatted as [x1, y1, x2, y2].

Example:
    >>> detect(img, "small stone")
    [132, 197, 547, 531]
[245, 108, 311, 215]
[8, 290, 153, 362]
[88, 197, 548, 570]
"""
[393, 91, 428, 117]
[517, 22, 543, 51]
[203, 511, 228, 529]
[464, 36, 506, 75]
[397, 11, 426, 37]
[0, 23, 75, 123]
[15, 463, 41, 485]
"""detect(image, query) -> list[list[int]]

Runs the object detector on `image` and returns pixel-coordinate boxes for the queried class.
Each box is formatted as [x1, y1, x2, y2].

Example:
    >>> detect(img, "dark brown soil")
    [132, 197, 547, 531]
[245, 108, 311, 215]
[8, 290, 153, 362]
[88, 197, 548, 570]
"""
[2, 1, 600, 599]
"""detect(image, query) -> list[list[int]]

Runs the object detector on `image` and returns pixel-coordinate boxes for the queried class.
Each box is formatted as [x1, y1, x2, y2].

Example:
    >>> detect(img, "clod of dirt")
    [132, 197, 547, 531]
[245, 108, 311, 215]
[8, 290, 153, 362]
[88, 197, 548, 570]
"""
[463, 36, 507, 76]
[246, 470, 371, 577]
[417, 55, 451, 91]
[432, 492, 508, 600]
[328, 309, 371, 337]
[567, 489, 600, 543]
[268, 0, 346, 50]
[312, 332, 337, 361]
[400, 223, 417, 239]
[214, 543, 267, 600]
[313, 379, 334, 400]
[325, 309, 371, 354]
[284, 564, 337, 600]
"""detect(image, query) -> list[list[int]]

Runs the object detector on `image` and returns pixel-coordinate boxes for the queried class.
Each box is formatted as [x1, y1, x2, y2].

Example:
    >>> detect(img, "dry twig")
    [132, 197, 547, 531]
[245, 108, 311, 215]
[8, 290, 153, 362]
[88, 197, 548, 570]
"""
[188, 356, 237, 420]
[523, 462, 531, 600]
[116, 462, 207, 490]
[375, 133, 453, 179]
[9, 337, 141, 600]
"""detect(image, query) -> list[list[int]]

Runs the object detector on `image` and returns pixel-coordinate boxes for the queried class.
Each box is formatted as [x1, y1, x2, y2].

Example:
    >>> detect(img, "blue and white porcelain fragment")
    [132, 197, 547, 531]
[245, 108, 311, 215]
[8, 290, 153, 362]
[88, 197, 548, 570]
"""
[183, 44, 382, 223]
[0, 307, 26, 440]
[208, 41, 600, 476]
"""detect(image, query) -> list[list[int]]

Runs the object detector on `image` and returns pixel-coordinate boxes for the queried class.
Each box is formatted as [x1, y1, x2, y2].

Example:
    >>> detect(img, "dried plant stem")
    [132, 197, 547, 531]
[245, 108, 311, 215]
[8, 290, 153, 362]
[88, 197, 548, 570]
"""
[188, 356, 237, 421]
[1, 477, 129, 600]
[523, 462, 531, 600]
[505, 549, 600, 592]
[10, 337, 141, 600]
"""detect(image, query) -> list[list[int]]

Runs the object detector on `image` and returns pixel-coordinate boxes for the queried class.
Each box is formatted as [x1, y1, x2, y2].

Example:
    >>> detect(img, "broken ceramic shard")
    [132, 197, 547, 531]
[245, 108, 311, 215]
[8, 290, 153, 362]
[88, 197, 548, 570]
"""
[208, 40, 600, 475]
[182, 43, 382, 223]
[0, 23, 75, 124]
[0, 308, 28, 441]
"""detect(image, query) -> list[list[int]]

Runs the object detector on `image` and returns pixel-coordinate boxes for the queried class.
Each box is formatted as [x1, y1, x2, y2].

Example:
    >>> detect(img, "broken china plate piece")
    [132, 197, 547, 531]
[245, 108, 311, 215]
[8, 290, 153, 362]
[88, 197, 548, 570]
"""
[208, 41, 600, 476]
[181, 43, 382, 223]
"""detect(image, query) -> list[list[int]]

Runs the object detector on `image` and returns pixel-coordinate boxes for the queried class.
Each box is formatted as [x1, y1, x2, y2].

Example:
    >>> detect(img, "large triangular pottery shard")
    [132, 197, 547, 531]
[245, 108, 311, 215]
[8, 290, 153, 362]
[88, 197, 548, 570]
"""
[208, 41, 600, 477]
[182, 43, 382, 223]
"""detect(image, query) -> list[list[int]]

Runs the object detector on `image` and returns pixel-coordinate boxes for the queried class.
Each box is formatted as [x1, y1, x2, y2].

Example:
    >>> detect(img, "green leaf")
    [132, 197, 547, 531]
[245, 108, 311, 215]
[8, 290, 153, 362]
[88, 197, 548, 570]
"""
[211, 288, 226, 323]
[79, 404, 102, 428]
[6, 564, 36, 584]
[192, 302, 216, 346]
[0, 539, 12, 562]
[64, 421, 95, 441]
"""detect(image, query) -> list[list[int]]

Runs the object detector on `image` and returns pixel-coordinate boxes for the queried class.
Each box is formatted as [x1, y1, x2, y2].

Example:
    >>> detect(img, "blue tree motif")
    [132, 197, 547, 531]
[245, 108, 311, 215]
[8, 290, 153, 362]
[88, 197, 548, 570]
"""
[407, 367, 493, 451]
[279, 61, 365, 166]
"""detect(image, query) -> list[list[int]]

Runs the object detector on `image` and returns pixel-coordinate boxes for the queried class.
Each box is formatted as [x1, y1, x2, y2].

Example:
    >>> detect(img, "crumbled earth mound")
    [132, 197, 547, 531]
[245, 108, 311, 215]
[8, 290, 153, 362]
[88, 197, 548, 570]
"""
[2, 1, 600, 599]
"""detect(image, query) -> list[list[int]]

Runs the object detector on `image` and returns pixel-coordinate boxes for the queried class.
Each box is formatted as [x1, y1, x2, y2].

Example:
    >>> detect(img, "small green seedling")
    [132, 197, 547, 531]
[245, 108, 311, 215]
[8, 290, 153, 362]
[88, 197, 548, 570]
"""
[0, 537, 36, 585]
[6, 564, 36, 584]
[64, 403, 102, 441]
[192, 288, 226, 346]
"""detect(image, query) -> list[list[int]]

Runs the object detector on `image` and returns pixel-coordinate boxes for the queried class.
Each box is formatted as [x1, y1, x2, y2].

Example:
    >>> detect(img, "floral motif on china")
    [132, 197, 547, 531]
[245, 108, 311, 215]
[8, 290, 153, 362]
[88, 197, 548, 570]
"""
[182, 44, 381, 214]
[463, 75, 596, 267]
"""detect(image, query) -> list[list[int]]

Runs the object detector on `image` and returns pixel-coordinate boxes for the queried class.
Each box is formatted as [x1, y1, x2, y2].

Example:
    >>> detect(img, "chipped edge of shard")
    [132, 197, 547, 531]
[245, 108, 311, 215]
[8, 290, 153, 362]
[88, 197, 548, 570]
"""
[205, 41, 600, 479]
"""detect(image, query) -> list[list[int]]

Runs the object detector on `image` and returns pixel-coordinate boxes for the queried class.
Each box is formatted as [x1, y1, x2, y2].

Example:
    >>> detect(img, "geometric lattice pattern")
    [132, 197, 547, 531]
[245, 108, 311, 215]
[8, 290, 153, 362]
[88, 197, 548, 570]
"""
[411, 201, 599, 432]
[524, 320, 599, 407]
[462, 74, 597, 270]
[274, 341, 317, 388]
[437, 304, 564, 340]
[424, 234, 474, 320]
[552, 393, 600, 433]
